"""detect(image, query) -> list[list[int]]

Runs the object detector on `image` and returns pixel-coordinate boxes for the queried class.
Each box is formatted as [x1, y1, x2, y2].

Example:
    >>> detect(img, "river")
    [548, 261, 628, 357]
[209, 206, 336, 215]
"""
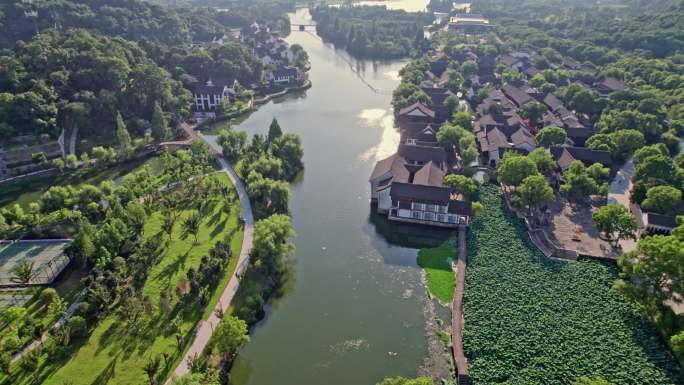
[207, 6, 445, 385]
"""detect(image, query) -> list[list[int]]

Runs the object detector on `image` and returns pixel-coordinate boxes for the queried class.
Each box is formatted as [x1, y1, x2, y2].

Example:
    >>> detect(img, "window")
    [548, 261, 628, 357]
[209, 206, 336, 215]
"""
[412, 211, 422, 220]
[438, 214, 446, 222]
[439, 205, 448, 213]
[414, 203, 426, 211]
[426, 204, 435, 212]
[449, 215, 458, 223]
[424, 212, 435, 221]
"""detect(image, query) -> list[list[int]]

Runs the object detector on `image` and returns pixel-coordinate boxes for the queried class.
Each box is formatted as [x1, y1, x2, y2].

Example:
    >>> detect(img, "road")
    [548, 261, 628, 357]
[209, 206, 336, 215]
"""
[166, 129, 255, 383]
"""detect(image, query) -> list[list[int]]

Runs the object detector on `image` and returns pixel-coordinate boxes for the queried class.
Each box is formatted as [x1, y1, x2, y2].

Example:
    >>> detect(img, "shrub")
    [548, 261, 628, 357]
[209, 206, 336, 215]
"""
[67, 315, 88, 338]
[1, 334, 21, 353]
[40, 287, 58, 307]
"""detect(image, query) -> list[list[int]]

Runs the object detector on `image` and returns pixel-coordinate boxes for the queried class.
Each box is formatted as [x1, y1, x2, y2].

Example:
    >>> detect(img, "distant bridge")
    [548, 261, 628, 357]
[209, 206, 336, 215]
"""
[291, 23, 317, 31]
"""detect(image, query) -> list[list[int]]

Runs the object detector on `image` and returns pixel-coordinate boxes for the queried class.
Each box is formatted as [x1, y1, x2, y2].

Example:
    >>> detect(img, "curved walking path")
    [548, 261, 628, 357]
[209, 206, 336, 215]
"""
[452, 225, 470, 385]
[166, 127, 254, 383]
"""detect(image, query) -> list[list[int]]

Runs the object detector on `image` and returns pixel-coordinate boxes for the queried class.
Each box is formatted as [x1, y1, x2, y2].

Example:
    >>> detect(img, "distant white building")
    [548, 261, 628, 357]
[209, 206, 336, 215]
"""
[191, 78, 238, 111]
[269, 66, 300, 84]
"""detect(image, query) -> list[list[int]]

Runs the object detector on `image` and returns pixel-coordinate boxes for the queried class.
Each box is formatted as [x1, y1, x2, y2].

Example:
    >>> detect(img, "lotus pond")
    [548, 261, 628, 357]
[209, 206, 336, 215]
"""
[463, 185, 682, 385]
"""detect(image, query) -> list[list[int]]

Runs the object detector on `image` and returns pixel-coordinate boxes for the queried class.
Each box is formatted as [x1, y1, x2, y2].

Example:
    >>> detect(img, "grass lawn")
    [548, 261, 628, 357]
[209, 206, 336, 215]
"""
[2, 172, 243, 385]
[417, 239, 457, 304]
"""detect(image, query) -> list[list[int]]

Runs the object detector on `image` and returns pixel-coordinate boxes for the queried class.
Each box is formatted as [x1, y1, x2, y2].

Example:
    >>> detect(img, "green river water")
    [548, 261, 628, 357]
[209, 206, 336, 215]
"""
[206, 5, 450, 385]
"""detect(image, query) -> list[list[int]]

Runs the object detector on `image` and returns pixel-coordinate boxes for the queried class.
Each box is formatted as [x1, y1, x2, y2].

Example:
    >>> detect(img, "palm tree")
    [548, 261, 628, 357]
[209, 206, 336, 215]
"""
[143, 356, 161, 385]
[162, 212, 175, 242]
[182, 211, 201, 244]
[10, 260, 36, 285]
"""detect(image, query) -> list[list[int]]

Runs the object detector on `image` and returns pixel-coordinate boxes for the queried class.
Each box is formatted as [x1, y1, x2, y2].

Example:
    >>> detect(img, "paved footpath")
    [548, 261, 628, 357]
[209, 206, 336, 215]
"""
[607, 157, 637, 252]
[451, 225, 470, 385]
[166, 131, 255, 383]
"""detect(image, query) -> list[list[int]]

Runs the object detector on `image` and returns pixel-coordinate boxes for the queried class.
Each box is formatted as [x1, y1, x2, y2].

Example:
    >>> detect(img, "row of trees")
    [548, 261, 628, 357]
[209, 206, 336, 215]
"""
[312, 5, 431, 59]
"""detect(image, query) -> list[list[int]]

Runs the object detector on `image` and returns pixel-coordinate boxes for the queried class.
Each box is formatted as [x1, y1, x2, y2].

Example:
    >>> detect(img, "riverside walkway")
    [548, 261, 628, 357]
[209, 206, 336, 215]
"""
[452, 225, 470, 385]
[166, 126, 255, 383]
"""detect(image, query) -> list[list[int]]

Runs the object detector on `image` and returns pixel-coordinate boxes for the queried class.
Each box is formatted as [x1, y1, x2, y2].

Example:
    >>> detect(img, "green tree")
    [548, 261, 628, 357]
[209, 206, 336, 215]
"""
[443, 174, 478, 201]
[252, 214, 295, 267]
[642, 185, 682, 214]
[567, 89, 599, 116]
[181, 211, 201, 244]
[218, 129, 247, 162]
[444, 95, 459, 116]
[528, 148, 556, 174]
[143, 356, 161, 385]
[616, 226, 684, 323]
[452, 111, 472, 131]
[560, 161, 599, 201]
[611, 129, 645, 160]
[32, 152, 48, 165]
[519, 102, 547, 125]
[246, 172, 290, 219]
[514, 174, 555, 216]
[66, 153, 78, 169]
[586, 133, 616, 154]
[635, 144, 669, 165]
[268, 118, 283, 143]
[634, 154, 675, 186]
[437, 124, 472, 151]
[10, 260, 36, 285]
[212, 316, 249, 363]
[52, 158, 65, 173]
[536, 126, 566, 147]
[40, 288, 58, 308]
[151, 102, 170, 141]
[498, 153, 538, 186]
[270, 133, 304, 181]
[586, 163, 609, 182]
[115, 111, 132, 159]
[592, 204, 637, 246]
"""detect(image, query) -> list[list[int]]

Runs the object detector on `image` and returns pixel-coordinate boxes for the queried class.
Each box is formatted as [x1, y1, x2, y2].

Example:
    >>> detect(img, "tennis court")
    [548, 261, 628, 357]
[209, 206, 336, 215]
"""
[0, 239, 72, 287]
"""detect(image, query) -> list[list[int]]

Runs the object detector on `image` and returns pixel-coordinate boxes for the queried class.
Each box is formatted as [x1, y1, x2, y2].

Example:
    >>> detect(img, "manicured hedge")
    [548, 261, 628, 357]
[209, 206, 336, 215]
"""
[463, 185, 682, 385]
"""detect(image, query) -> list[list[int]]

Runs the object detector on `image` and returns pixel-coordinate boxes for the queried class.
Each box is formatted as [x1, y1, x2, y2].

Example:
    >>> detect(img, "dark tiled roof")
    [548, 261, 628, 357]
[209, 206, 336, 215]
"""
[523, 66, 540, 77]
[272, 66, 298, 78]
[191, 83, 224, 95]
[502, 84, 534, 107]
[210, 78, 237, 88]
[390, 182, 451, 204]
[565, 125, 596, 139]
[596, 77, 630, 92]
[398, 103, 436, 119]
[500, 55, 520, 67]
[422, 87, 455, 106]
[646, 212, 677, 229]
[542, 93, 564, 111]
[550, 146, 612, 167]
[398, 144, 447, 165]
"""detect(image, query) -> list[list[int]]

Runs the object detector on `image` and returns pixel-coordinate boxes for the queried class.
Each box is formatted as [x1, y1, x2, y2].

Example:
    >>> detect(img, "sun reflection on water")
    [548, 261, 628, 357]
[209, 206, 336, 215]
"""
[358, 108, 399, 163]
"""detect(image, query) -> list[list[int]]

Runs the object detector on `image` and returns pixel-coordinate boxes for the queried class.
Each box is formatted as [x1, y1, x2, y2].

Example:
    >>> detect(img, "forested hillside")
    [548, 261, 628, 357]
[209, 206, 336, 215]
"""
[0, 0, 266, 144]
[0, 0, 226, 47]
[0, 29, 190, 140]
